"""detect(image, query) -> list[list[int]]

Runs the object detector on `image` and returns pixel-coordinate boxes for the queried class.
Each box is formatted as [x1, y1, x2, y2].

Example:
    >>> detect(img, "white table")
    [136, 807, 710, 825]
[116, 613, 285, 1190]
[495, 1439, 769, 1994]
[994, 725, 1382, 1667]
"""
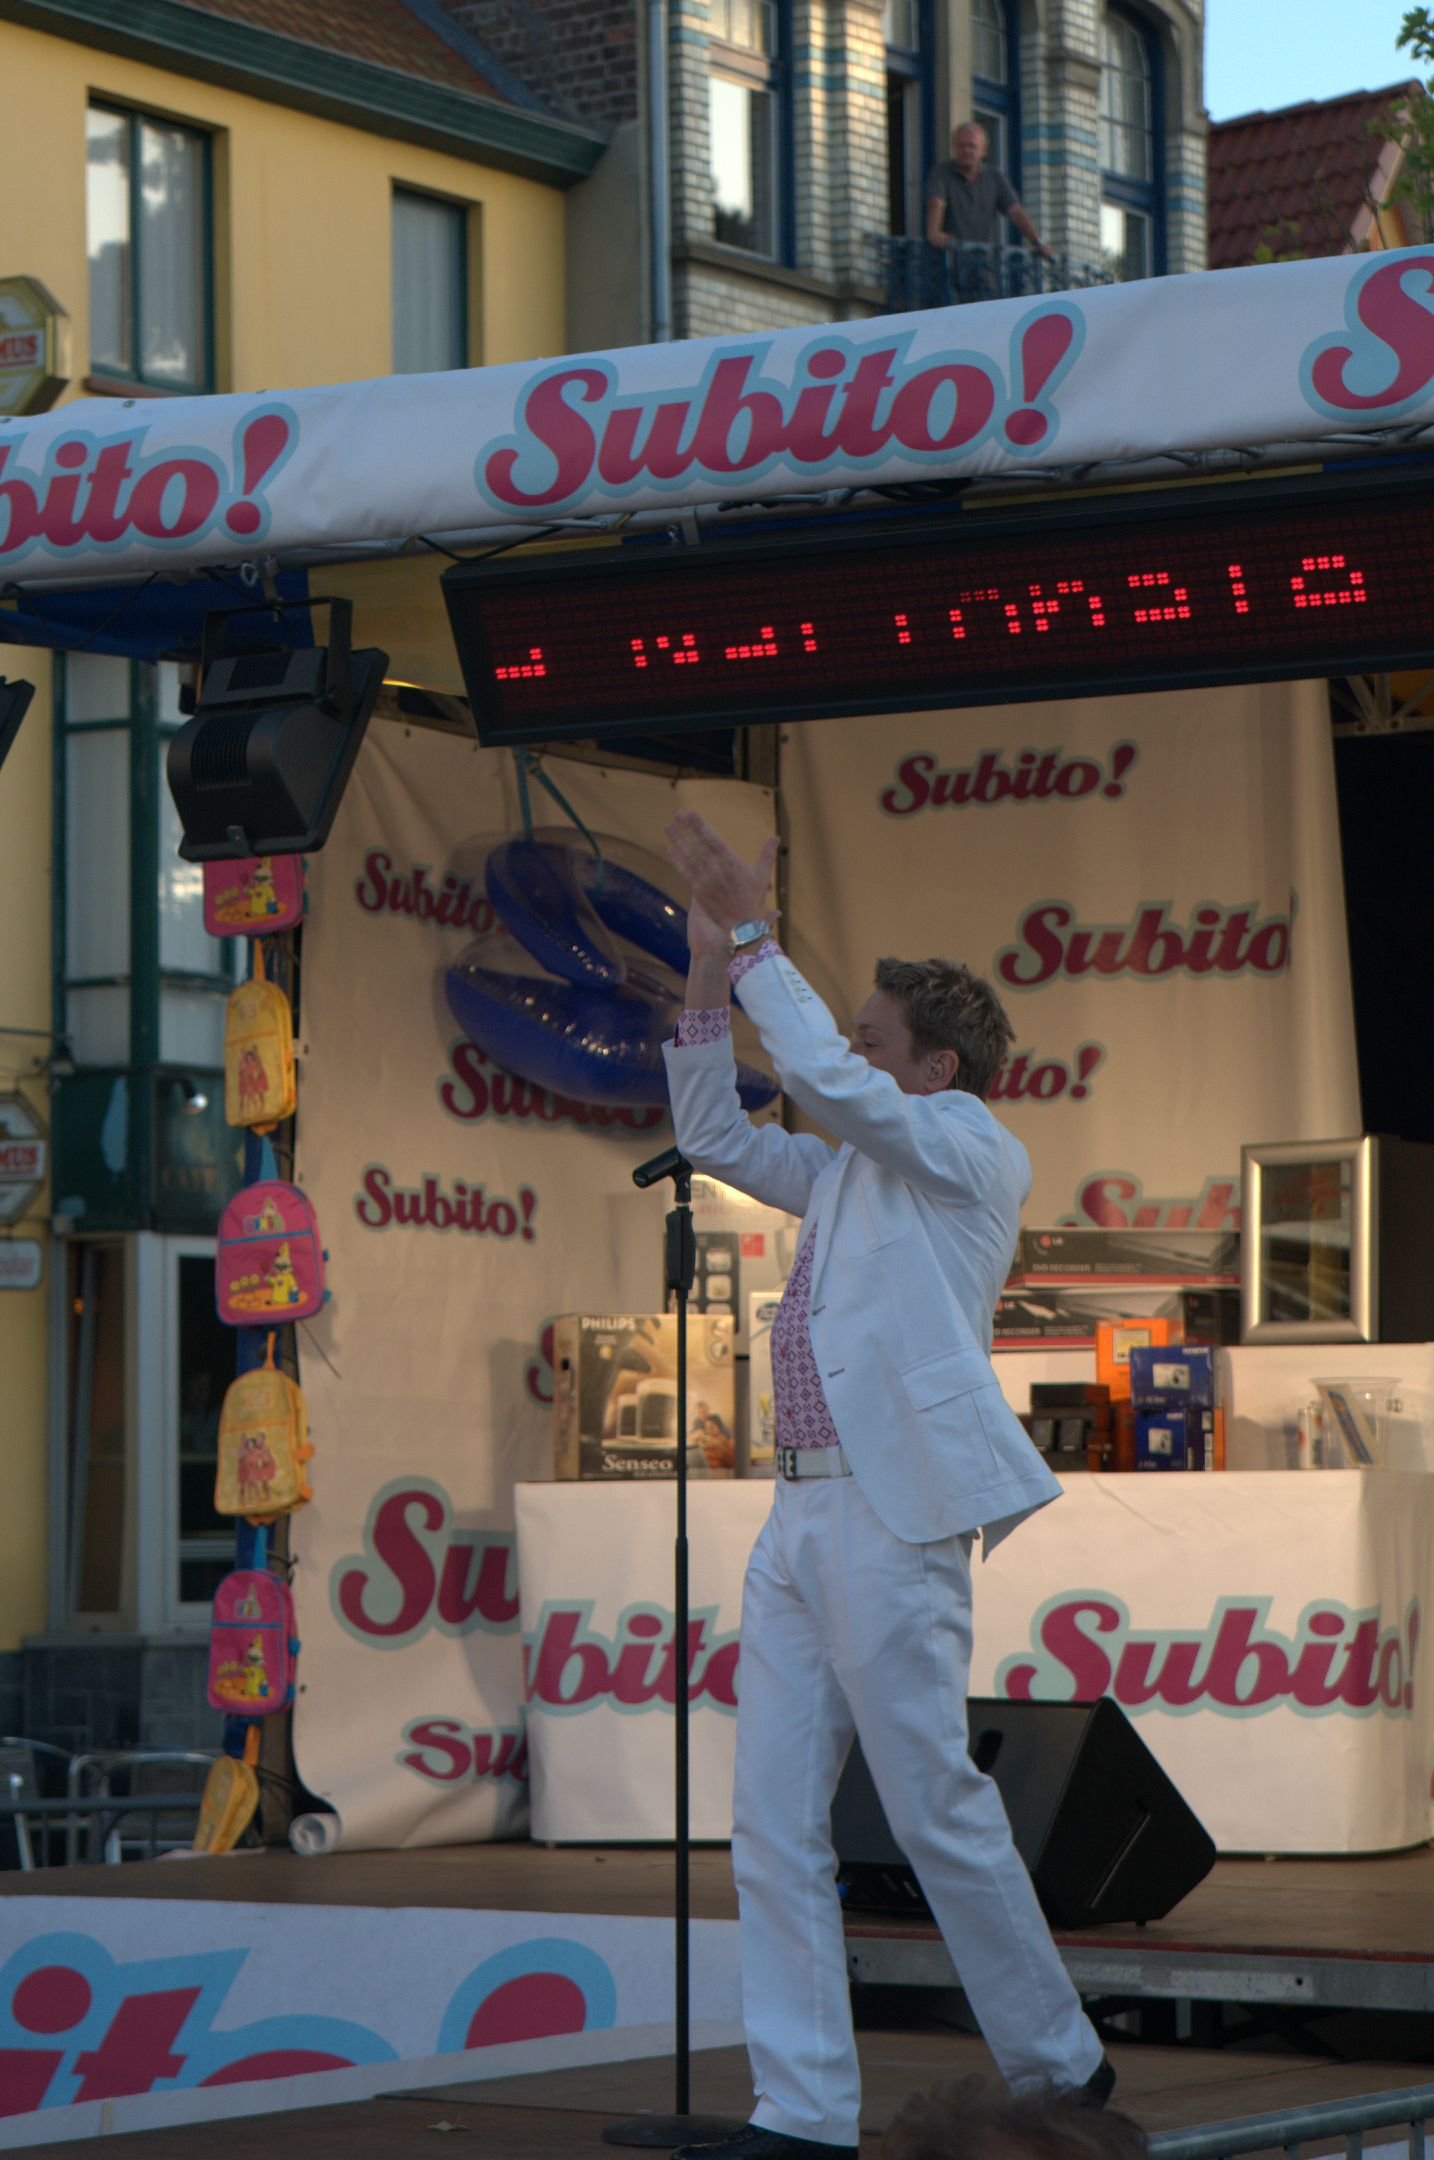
[514, 1471, 1434, 1853]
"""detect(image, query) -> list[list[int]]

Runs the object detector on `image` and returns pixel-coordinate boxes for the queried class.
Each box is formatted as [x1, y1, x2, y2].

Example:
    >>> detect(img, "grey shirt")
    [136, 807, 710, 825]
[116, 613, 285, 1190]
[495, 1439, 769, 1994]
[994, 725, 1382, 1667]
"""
[924, 160, 1018, 247]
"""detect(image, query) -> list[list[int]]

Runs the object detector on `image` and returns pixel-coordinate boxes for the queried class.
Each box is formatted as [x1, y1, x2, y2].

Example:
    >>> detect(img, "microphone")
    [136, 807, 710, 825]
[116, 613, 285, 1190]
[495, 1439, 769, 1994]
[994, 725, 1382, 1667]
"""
[632, 1145, 693, 1190]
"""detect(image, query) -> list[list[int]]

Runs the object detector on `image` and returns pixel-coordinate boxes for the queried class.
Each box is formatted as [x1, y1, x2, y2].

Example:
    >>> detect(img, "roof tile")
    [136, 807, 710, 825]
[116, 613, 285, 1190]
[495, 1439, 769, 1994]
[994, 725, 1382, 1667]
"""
[175, 0, 510, 105]
[1207, 82, 1421, 270]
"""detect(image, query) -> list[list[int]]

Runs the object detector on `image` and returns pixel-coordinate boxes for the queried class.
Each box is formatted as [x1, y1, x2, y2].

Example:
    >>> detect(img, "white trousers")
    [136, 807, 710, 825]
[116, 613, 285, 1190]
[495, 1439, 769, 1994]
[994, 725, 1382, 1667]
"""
[732, 1476, 1103, 2148]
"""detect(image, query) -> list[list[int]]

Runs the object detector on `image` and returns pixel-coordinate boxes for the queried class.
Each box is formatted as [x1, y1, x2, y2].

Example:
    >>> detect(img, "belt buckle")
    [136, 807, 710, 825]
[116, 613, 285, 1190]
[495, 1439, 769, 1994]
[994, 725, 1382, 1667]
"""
[776, 1447, 797, 1480]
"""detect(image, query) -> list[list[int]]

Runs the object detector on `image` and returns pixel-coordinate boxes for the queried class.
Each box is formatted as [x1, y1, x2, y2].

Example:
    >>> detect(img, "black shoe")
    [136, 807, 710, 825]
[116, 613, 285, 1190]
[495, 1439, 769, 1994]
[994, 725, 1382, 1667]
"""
[1075, 2056, 1116, 2109]
[671, 2129, 859, 2160]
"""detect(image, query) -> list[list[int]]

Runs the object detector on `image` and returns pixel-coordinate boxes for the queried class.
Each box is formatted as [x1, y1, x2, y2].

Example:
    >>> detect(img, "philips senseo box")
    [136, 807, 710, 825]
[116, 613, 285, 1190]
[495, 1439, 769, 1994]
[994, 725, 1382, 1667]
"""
[553, 1313, 736, 1479]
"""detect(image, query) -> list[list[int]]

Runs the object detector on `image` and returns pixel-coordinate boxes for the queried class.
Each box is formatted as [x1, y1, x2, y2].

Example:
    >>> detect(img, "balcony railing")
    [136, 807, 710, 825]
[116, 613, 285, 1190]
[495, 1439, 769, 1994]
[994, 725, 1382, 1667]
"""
[872, 236, 1115, 313]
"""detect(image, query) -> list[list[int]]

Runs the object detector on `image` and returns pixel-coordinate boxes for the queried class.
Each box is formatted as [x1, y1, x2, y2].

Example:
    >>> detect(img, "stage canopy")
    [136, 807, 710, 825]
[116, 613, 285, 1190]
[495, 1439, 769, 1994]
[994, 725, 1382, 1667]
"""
[3, 248, 1434, 669]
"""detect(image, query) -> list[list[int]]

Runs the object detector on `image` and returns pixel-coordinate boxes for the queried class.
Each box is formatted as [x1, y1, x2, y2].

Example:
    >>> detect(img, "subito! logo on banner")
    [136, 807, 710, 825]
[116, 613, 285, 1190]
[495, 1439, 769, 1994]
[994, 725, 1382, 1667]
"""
[998, 1592, 1420, 1716]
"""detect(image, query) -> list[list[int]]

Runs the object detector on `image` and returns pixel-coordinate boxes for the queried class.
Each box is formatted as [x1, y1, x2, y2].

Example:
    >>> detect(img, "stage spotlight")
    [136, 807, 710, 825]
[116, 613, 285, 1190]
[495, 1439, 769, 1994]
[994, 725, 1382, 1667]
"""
[166, 599, 387, 860]
[0, 678, 35, 769]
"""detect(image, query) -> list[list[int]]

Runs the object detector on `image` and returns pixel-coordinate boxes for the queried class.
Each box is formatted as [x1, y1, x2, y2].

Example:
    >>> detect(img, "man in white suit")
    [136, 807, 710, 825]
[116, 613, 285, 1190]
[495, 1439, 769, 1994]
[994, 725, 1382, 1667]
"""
[661, 812, 1111, 2160]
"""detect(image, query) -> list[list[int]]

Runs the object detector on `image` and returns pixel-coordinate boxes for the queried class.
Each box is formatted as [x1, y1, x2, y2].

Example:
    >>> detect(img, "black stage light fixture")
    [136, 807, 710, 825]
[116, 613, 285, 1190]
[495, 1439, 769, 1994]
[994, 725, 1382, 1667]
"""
[0, 678, 35, 770]
[166, 598, 387, 860]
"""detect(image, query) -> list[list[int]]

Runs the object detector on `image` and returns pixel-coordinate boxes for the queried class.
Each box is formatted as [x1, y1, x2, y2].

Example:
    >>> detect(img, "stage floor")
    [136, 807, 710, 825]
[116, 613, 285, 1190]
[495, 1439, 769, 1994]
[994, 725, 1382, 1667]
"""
[24, 2022, 1434, 2159]
[6, 1841, 1434, 2150]
[9, 1838, 1434, 1995]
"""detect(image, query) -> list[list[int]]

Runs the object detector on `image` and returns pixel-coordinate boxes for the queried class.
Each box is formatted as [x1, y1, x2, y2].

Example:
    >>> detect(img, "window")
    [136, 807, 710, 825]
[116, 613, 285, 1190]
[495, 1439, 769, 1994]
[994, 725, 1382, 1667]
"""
[58, 656, 234, 1077]
[709, 0, 785, 258]
[971, 0, 1018, 186]
[86, 103, 212, 391]
[1100, 5, 1161, 279]
[171, 1246, 235, 1614]
[885, 0, 931, 237]
[392, 187, 469, 374]
[58, 1236, 237, 1628]
[64, 1241, 129, 1618]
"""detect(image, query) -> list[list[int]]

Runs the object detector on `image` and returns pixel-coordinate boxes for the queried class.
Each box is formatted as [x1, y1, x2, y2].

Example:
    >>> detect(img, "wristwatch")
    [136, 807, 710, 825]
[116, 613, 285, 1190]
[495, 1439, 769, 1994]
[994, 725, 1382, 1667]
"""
[728, 917, 771, 953]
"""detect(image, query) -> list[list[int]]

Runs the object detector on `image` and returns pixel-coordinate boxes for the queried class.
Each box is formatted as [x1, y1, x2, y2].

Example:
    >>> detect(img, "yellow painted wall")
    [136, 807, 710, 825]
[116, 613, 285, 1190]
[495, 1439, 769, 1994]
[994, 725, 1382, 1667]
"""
[0, 19, 570, 1647]
[0, 17, 567, 389]
[0, 642, 54, 1653]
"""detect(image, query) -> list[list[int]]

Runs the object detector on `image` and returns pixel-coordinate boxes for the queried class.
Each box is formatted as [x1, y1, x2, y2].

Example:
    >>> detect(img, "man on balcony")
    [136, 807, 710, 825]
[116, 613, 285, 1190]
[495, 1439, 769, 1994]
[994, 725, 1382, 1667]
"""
[924, 122, 1054, 302]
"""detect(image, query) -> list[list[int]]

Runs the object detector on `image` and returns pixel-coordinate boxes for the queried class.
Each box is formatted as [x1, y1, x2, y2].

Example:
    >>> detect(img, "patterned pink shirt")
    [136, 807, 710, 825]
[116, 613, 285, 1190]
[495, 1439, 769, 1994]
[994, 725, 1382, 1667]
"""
[673, 956, 840, 1452]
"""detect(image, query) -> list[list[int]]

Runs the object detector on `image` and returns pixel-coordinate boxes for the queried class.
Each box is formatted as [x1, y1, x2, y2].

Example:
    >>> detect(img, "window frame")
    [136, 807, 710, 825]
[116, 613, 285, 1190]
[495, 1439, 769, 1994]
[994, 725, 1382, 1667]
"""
[1099, 2, 1165, 278]
[391, 182, 472, 376]
[885, 0, 937, 238]
[971, 0, 1021, 193]
[707, 0, 792, 263]
[86, 99, 215, 395]
[55, 657, 235, 1083]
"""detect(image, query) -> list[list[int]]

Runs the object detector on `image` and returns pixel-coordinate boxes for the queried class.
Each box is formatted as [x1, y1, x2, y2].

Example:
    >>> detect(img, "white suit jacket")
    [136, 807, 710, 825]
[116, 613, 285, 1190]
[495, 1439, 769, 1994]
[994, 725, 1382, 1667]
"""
[661, 947, 1061, 1550]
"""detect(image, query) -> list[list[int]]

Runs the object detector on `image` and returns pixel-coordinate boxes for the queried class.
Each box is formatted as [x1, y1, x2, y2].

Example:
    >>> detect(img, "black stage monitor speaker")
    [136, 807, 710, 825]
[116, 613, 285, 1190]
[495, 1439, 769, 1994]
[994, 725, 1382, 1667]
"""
[166, 599, 386, 860]
[833, 1697, 1215, 1929]
[0, 677, 34, 771]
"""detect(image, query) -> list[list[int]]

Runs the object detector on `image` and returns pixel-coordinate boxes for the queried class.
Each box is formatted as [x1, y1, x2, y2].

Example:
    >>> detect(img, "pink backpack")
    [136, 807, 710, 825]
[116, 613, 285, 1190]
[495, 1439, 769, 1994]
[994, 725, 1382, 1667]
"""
[206, 1568, 299, 1716]
[217, 1173, 327, 1326]
[204, 855, 305, 937]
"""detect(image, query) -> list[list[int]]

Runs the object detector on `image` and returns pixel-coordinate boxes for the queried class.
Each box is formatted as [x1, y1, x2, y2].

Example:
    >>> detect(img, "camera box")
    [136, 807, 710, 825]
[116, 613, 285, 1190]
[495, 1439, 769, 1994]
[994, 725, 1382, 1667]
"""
[1134, 1403, 1217, 1471]
[553, 1313, 735, 1480]
[746, 1289, 783, 1475]
[1135, 1406, 1193, 1470]
[681, 1180, 799, 1351]
[1012, 1228, 1240, 1284]
[1094, 1316, 1176, 1398]
[610, 1180, 798, 1353]
[1128, 1344, 1216, 1409]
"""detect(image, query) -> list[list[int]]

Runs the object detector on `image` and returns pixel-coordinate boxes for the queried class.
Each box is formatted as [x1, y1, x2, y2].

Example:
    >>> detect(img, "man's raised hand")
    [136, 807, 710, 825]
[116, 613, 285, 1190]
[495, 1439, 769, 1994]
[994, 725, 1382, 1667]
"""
[665, 811, 779, 936]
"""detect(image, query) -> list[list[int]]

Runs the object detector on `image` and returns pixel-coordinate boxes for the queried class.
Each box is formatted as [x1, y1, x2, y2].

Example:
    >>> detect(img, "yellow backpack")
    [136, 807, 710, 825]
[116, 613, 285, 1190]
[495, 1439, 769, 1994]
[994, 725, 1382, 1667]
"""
[225, 942, 296, 1134]
[214, 1333, 313, 1524]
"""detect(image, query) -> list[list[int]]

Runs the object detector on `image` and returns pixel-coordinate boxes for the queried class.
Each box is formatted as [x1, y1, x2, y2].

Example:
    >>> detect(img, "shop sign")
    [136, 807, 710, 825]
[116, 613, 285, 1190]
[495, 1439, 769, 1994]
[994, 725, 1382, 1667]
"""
[0, 1094, 47, 1223]
[0, 1239, 42, 1289]
[0, 275, 71, 415]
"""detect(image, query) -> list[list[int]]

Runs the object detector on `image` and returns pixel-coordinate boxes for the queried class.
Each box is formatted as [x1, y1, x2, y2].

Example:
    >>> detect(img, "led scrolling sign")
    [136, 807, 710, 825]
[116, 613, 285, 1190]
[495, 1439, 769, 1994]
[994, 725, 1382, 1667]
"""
[441, 470, 1434, 744]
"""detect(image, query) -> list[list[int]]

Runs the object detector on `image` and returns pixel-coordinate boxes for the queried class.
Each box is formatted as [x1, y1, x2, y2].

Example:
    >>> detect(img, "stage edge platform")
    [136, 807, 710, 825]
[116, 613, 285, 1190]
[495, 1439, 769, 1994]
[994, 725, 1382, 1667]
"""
[3, 1844, 1433, 2138]
[850, 1931, 1434, 2014]
[846, 1844, 1434, 2016]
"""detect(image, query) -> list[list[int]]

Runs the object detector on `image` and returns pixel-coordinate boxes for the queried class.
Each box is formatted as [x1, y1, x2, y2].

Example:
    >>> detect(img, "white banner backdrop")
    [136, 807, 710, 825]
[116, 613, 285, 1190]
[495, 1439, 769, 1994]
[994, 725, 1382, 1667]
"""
[779, 681, 1359, 1227]
[513, 1473, 1434, 1854]
[5, 249, 1434, 582]
[291, 728, 774, 1851]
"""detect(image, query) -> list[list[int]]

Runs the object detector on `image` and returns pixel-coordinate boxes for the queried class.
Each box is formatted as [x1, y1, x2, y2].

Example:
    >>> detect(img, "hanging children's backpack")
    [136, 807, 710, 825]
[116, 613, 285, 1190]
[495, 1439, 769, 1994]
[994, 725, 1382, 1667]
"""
[214, 1333, 313, 1523]
[206, 1569, 299, 1717]
[225, 943, 296, 1135]
[217, 1145, 327, 1326]
[204, 856, 305, 938]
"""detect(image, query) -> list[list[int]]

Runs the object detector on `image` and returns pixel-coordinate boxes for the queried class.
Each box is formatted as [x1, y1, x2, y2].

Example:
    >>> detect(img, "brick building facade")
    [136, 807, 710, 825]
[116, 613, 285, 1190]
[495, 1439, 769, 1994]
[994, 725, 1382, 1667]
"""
[440, 0, 1206, 351]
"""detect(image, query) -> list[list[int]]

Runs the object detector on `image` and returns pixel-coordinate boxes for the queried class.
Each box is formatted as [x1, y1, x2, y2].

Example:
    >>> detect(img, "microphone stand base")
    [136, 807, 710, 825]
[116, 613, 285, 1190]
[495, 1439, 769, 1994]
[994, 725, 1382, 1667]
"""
[602, 2112, 749, 2150]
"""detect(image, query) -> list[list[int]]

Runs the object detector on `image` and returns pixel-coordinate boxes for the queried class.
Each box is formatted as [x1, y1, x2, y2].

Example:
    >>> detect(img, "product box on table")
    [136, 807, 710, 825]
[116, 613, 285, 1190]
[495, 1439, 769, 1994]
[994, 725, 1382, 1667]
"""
[1175, 1285, 1243, 1346]
[1134, 1407, 1192, 1470]
[1134, 1403, 1217, 1471]
[1128, 1344, 1216, 1408]
[746, 1290, 782, 1476]
[995, 1283, 1181, 1350]
[1012, 1228, 1240, 1284]
[553, 1313, 735, 1480]
[680, 1179, 799, 1352]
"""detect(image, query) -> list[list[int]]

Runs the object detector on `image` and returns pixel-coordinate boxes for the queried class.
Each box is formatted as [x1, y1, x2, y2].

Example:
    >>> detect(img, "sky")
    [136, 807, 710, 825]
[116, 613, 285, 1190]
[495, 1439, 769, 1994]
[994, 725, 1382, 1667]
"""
[1204, 0, 1420, 121]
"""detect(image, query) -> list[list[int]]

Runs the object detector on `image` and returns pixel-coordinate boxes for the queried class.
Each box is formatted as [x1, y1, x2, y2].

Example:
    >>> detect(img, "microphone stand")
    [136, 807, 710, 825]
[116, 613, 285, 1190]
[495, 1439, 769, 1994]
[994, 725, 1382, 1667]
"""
[604, 1149, 745, 2151]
